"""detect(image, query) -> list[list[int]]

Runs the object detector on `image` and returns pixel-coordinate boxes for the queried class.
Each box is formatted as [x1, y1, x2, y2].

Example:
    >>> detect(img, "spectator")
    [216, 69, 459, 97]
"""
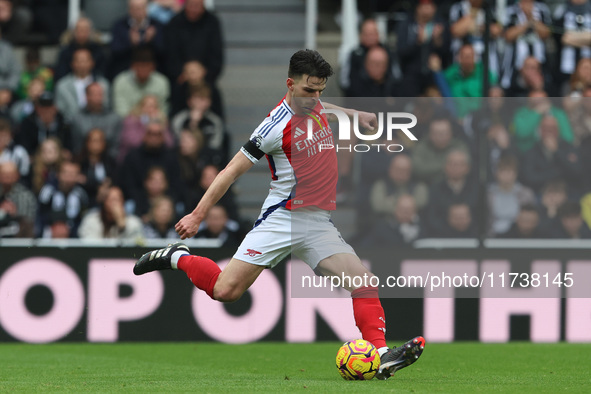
[582, 192, 591, 229]
[547, 201, 591, 239]
[11, 77, 44, 125]
[485, 123, 515, 177]
[370, 154, 429, 215]
[0, 161, 36, 237]
[562, 57, 591, 98]
[468, 86, 516, 158]
[564, 85, 591, 146]
[178, 128, 222, 211]
[16, 46, 53, 100]
[165, 0, 224, 86]
[425, 150, 477, 236]
[193, 164, 239, 220]
[498, 203, 544, 238]
[487, 154, 536, 235]
[17, 91, 73, 156]
[75, 128, 116, 208]
[132, 166, 176, 221]
[31, 0, 68, 44]
[170, 60, 224, 119]
[521, 115, 581, 195]
[108, 0, 165, 80]
[346, 46, 403, 97]
[117, 94, 174, 164]
[55, 48, 111, 122]
[502, 0, 552, 90]
[462, 86, 511, 155]
[171, 82, 228, 161]
[38, 160, 88, 237]
[581, 115, 591, 191]
[0, 86, 11, 118]
[341, 19, 391, 94]
[412, 115, 468, 184]
[78, 185, 143, 239]
[449, 0, 503, 76]
[143, 195, 177, 238]
[71, 82, 121, 158]
[360, 194, 422, 247]
[512, 91, 574, 152]
[553, 0, 591, 87]
[0, 117, 30, 181]
[31, 137, 62, 194]
[196, 204, 242, 248]
[396, 0, 447, 97]
[505, 56, 548, 97]
[120, 118, 181, 208]
[442, 203, 477, 238]
[0, 30, 21, 92]
[113, 46, 170, 117]
[538, 180, 568, 229]
[54, 17, 106, 81]
[0, 0, 32, 44]
[440, 43, 498, 118]
[44, 213, 71, 238]
[148, 0, 183, 25]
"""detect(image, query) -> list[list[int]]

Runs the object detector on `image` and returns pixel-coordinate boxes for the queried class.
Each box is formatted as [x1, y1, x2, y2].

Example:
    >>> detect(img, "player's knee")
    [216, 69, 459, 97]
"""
[213, 286, 243, 303]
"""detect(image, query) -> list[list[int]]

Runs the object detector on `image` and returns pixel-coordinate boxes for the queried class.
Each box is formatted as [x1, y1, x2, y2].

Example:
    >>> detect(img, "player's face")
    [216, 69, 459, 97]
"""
[287, 75, 326, 114]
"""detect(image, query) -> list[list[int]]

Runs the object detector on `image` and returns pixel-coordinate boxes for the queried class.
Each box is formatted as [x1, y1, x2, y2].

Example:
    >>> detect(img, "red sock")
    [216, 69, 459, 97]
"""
[177, 255, 221, 300]
[351, 286, 387, 349]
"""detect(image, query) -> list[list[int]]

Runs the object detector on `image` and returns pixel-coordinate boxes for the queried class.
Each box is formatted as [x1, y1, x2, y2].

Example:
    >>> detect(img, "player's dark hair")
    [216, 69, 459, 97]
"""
[558, 201, 581, 219]
[288, 49, 334, 80]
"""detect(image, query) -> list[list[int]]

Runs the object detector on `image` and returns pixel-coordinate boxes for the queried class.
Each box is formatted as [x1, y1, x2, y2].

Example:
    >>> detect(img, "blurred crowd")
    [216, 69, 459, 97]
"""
[0, 0, 243, 245]
[0, 0, 590, 246]
[343, 0, 591, 246]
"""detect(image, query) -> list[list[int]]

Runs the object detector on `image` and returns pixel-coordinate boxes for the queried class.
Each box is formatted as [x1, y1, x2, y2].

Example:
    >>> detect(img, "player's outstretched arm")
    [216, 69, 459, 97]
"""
[323, 102, 378, 131]
[175, 151, 254, 239]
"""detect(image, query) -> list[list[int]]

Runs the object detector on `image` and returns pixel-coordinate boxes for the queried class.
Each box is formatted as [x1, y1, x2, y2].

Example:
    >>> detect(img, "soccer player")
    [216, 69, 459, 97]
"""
[133, 49, 425, 380]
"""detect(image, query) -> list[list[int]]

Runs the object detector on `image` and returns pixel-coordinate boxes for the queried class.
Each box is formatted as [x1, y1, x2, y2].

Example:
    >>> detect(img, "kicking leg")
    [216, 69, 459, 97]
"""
[210, 258, 265, 302]
[316, 253, 425, 380]
[133, 242, 264, 303]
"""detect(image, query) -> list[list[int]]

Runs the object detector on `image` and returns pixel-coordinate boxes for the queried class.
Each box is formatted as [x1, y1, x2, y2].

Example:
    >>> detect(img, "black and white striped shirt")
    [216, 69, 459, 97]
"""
[0, 142, 30, 178]
[554, 1, 591, 75]
[449, 0, 501, 76]
[38, 183, 89, 230]
[501, 1, 552, 88]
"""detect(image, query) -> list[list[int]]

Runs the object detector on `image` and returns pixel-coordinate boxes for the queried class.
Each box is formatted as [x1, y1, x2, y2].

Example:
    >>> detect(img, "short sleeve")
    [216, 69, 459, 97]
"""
[240, 109, 289, 163]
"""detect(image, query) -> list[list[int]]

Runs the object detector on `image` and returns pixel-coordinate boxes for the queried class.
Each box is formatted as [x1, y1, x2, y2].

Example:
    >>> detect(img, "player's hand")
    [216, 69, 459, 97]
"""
[357, 111, 378, 131]
[175, 212, 202, 240]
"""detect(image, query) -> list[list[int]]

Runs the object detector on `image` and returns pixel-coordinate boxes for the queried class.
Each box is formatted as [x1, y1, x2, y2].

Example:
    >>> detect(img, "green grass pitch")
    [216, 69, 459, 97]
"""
[0, 342, 590, 393]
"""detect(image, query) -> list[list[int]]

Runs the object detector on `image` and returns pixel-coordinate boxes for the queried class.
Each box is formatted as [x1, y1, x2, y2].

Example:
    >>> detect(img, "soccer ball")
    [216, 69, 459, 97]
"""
[335, 339, 381, 380]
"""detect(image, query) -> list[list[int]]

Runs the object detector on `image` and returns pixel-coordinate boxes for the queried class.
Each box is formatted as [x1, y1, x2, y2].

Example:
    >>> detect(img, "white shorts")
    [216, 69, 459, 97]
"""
[233, 207, 356, 270]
